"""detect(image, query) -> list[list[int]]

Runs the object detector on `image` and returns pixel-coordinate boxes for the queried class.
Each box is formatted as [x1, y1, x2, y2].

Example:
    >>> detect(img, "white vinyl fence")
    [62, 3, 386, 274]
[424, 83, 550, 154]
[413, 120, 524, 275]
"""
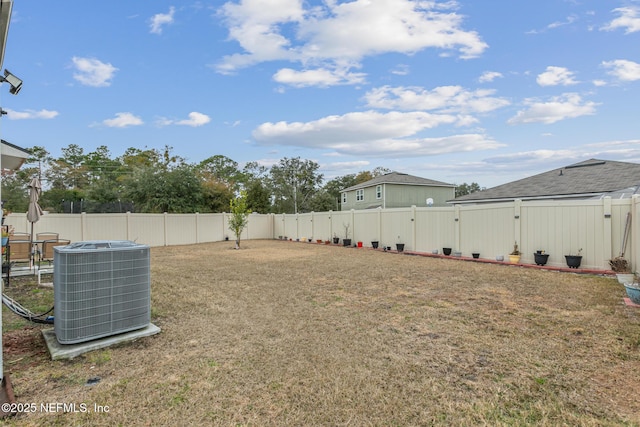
[5, 195, 640, 272]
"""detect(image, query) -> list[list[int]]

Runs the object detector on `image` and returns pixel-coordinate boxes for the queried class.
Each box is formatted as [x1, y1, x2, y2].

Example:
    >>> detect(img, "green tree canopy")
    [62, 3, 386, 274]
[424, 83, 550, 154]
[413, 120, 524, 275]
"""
[455, 182, 484, 198]
[269, 157, 323, 214]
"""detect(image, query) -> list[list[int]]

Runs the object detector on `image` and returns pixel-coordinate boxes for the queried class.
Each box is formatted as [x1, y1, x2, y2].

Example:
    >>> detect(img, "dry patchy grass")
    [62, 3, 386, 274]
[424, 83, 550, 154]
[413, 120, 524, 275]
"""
[3, 240, 640, 426]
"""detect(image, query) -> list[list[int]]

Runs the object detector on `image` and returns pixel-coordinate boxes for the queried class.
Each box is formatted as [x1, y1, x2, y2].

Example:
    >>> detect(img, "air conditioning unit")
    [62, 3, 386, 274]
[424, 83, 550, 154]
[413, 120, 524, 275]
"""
[53, 240, 151, 344]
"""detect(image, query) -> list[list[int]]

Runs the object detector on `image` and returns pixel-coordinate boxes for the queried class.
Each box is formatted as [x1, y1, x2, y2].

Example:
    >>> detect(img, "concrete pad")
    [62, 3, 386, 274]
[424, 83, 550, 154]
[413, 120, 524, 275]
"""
[42, 323, 161, 360]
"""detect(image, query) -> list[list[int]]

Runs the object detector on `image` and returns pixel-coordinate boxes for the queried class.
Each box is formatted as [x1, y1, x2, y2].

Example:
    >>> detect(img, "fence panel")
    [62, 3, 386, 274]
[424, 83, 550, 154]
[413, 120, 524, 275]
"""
[246, 213, 272, 240]
[380, 208, 413, 250]
[353, 209, 380, 247]
[520, 200, 605, 269]
[330, 211, 353, 243]
[126, 214, 166, 246]
[195, 214, 225, 243]
[415, 208, 456, 255]
[298, 213, 313, 240]
[4, 196, 637, 271]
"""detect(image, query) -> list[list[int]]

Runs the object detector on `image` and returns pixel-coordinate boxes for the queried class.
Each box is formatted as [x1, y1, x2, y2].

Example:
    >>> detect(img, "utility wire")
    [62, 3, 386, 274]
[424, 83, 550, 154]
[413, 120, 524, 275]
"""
[2, 293, 54, 324]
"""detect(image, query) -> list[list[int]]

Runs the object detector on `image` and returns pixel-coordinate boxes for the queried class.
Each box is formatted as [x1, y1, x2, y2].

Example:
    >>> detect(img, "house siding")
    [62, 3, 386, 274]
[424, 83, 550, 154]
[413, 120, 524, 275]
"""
[341, 184, 454, 210]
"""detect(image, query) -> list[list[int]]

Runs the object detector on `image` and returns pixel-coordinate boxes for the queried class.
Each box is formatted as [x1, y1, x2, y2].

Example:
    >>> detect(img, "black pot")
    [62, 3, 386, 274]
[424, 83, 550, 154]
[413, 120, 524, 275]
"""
[534, 253, 549, 266]
[371, 241, 379, 249]
[472, 253, 480, 259]
[343, 239, 352, 247]
[396, 243, 405, 252]
[333, 237, 339, 244]
[565, 255, 582, 269]
[443, 247, 452, 256]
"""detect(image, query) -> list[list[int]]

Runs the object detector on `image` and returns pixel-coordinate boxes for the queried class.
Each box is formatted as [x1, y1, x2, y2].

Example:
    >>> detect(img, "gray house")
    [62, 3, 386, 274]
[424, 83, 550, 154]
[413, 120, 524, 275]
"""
[449, 158, 640, 205]
[341, 171, 455, 210]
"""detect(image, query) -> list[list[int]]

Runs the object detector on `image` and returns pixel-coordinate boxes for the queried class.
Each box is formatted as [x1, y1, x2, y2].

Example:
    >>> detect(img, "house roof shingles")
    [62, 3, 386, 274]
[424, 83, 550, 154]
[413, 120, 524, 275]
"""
[450, 159, 640, 203]
[342, 171, 454, 192]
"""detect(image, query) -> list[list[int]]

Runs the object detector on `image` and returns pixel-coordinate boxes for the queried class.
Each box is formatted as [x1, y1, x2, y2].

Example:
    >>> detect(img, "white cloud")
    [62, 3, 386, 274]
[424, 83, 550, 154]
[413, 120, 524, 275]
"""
[364, 85, 510, 114]
[158, 112, 211, 127]
[216, 0, 487, 83]
[602, 59, 640, 81]
[526, 14, 578, 34]
[150, 6, 176, 34]
[273, 67, 366, 87]
[601, 7, 640, 33]
[507, 93, 598, 125]
[478, 71, 503, 83]
[6, 109, 58, 120]
[536, 66, 578, 86]
[252, 110, 504, 157]
[485, 139, 640, 169]
[71, 57, 118, 87]
[484, 149, 579, 165]
[391, 64, 410, 76]
[322, 160, 371, 171]
[177, 112, 211, 127]
[102, 112, 144, 128]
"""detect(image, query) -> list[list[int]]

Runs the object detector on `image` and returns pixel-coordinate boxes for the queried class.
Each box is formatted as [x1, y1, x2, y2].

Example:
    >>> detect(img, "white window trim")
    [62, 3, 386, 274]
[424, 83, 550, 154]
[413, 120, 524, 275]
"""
[356, 189, 364, 201]
[376, 185, 382, 199]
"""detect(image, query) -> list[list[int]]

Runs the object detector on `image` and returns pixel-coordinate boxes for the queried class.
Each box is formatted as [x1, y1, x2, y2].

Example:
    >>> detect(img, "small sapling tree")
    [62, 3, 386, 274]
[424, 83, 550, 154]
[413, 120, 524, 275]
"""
[229, 190, 251, 249]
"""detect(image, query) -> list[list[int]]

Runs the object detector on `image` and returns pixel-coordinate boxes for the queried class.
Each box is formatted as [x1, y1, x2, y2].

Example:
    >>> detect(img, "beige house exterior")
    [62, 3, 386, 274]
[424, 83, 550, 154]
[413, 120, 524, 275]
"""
[340, 172, 455, 210]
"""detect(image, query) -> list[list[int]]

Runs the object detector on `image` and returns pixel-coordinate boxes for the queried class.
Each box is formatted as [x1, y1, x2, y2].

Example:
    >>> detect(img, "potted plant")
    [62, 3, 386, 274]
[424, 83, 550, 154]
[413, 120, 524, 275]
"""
[395, 236, 404, 252]
[342, 224, 352, 247]
[534, 250, 549, 266]
[1, 207, 9, 225]
[1, 228, 9, 247]
[332, 233, 339, 244]
[565, 248, 583, 269]
[609, 256, 634, 284]
[442, 247, 452, 256]
[508, 242, 521, 264]
[472, 252, 480, 259]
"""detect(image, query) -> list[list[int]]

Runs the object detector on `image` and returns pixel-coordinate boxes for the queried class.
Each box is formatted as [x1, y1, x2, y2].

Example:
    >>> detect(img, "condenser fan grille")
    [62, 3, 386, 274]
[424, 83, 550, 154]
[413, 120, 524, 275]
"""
[54, 241, 151, 344]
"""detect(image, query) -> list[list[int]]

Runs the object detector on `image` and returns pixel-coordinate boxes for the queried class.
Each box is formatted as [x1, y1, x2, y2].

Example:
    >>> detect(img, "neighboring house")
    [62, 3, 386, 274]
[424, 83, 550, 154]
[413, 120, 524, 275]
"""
[449, 158, 640, 205]
[340, 171, 455, 210]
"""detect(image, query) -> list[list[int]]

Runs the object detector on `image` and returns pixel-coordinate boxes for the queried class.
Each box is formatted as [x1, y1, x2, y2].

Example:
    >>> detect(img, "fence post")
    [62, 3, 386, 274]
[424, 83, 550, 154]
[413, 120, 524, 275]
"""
[163, 212, 169, 246]
[633, 195, 640, 273]
[377, 207, 382, 244]
[411, 205, 417, 251]
[126, 211, 132, 241]
[195, 212, 200, 244]
[602, 197, 612, 265]
[454, 204, 461, 251]
[81, 212, 88, 241]
[514, 199, 522, 250]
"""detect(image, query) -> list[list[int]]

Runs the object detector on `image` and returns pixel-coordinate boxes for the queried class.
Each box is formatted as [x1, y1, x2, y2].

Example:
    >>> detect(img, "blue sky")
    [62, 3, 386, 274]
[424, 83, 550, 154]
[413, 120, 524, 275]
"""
[1, 0, 639, 188]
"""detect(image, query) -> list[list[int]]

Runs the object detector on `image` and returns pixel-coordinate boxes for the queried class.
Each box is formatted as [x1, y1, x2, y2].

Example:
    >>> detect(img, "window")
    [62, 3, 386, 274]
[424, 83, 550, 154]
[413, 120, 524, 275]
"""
[342, 193, 347, 203]
[376, 185, 382, 199]
[356, 189, 364, 201]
